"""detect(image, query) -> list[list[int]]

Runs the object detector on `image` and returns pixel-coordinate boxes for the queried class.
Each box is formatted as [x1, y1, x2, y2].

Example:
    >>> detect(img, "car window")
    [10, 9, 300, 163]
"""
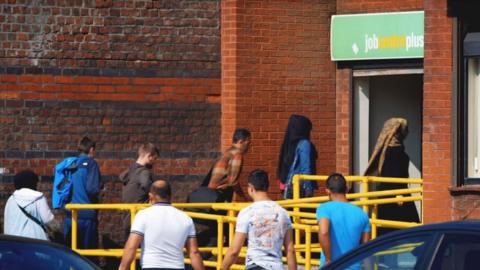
[332, 234, 432, 270]
[431, 233, 480, 270]
[0, 239, 98, 270]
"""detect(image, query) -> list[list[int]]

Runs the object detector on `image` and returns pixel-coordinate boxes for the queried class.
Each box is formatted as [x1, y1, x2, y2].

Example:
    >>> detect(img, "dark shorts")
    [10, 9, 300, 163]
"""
[246, 264, 267, 270]
[143, 268, 183, 270]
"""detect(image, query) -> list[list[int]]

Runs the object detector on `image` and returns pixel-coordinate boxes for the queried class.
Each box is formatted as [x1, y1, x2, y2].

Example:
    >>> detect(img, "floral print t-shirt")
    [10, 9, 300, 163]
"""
[236, 200, 292, 270]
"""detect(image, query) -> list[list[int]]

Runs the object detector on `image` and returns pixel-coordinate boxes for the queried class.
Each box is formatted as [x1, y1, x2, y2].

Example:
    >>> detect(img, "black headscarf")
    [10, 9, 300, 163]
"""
[277, 115, 318, 184]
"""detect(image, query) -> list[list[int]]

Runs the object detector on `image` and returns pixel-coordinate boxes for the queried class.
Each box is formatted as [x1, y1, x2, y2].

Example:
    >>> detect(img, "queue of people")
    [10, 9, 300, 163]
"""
[2, 115, 419, 269]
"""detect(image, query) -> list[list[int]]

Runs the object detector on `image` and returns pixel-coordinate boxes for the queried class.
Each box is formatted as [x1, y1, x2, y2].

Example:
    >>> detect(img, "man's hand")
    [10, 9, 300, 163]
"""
[396, 195, 404, 206]
[118, 233, 142, 270]
[318, 218, 332, 263]
[186, 237, 204, 270]
[221, 232, 247, 270]
[284, 229, 297, 270]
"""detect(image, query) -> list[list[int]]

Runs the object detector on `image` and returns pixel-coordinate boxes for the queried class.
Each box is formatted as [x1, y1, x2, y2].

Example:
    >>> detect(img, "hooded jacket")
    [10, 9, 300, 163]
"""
[120, 163, 153, 203]
[4, 188, 54, 240]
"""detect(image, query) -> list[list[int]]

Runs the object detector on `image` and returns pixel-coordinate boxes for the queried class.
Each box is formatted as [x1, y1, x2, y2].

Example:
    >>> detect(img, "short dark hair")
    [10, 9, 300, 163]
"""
[14, 170, 39, 190]
[232, 128, 251, 143]
[78, 136, 96, 154]
[150, 180, 171, 199]
[326, 173, 347, 194]
[138, 143, 159, 157]
[248, 169, 269, 191]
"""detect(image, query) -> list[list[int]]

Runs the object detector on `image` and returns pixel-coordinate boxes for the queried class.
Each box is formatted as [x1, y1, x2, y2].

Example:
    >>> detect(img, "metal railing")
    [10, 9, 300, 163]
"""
[65, 175, 423, 270]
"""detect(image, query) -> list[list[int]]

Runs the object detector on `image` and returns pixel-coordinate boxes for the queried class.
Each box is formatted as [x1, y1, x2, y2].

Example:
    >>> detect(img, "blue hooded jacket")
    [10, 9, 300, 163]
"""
[53, 157, 78, 209]
[69, 154, 101, 219]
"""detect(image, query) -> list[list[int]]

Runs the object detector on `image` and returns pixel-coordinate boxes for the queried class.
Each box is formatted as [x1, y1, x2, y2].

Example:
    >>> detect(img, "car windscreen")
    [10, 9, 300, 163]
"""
[328, 233, 433, 270]
[0, 239, 98, 270]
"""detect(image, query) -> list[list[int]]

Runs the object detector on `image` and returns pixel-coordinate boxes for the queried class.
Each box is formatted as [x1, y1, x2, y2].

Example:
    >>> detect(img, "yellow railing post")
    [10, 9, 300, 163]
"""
[305, 226, 312, 270]
[371, 205, 378, 239]
[361, 177, 369, 213]
[228, 209, 234, 245]
[71, 209, 78, 250]
[130, 206, 137, 270]
[292, 175, 302, 260]
[216, 218, 224, 270]
[421, 186, 424, 224]
[63, 176, 423, 270]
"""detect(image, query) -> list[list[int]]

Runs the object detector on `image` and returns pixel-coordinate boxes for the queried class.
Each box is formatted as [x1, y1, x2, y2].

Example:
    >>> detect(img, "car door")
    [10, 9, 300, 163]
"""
[323, 232, 439, 270]
[429, 232, 480, 270]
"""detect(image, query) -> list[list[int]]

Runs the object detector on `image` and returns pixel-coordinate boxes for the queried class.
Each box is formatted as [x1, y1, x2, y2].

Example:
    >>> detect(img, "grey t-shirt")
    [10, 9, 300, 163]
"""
[236, 200, 292, 270]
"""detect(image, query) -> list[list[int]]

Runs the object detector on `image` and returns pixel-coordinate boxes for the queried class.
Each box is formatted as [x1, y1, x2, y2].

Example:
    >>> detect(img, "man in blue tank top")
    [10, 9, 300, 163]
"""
[316, 173, 371, 269]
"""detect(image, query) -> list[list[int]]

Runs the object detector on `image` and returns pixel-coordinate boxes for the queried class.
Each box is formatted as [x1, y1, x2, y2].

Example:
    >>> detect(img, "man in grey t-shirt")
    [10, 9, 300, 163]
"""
[221, 170, 296, 270]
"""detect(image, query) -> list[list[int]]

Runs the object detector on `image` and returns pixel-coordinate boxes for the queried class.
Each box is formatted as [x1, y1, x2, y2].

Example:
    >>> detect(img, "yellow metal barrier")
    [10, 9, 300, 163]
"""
[66, 175, 423, 270]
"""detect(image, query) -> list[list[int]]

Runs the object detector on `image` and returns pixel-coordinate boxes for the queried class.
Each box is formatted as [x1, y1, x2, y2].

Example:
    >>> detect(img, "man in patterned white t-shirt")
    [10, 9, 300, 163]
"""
[221, 170, 297, 270]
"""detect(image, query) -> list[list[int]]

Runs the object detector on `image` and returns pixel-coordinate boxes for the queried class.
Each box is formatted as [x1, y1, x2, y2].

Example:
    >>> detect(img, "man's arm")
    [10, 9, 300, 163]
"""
[221, 232, 247, 270]
[118, 233, 142, 270]
[318, 218, 332, 265]
[86, 161, 101, 202]
[186, 237, 204, 270]
[138, 169, 153, 192]
[284, 229, 297, 270]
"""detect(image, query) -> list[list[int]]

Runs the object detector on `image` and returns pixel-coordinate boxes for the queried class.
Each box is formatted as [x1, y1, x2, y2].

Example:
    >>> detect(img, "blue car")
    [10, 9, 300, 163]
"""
[322, 221, 480, 270]
[0, 234, 101, 270]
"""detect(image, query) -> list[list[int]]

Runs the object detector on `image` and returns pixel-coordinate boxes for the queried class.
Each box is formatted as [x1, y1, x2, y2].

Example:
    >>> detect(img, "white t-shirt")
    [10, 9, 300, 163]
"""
[131, 202, 196, 269]
[236, 200, 292, 270]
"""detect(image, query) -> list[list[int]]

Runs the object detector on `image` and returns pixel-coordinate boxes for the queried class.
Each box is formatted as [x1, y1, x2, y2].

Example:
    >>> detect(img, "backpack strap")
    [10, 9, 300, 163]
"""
[200, 166, 214, 187]
[16, 203, 49, 235]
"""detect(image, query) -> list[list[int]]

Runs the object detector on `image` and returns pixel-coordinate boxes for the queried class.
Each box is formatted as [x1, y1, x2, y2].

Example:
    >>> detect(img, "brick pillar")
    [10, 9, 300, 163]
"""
[422, 0, 453, 223]
[336, 68, 352, 175]
[220, 0, 337, 199]
[220, 0, 240, 152]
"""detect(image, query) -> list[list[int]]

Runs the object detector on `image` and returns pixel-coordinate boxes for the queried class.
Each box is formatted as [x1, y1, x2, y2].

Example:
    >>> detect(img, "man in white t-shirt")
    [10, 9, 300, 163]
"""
[221, 170, 296, 270]
[118, 180, 204, 270]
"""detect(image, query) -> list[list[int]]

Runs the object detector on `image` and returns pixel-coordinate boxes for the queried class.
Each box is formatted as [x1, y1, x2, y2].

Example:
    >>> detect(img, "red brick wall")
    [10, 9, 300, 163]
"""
[0, 74, 220, 102]
[451, 189, 480, 220]
[422, 0, 453, 223]
[336, 68, 351, 175]
[221, 0, 337, 200]
[0, 1, 220, 76]
[0, 74, 221, 250]
[0, 1, 222, 262]
[0, 74, 221, 194]
[336, 0, 423, 13]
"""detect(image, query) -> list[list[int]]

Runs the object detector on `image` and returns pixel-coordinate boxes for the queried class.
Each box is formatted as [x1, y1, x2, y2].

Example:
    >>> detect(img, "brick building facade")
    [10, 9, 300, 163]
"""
[1, 0, 479, 259]
[221, 0, 480, 225]
[0, 0, 222, 252]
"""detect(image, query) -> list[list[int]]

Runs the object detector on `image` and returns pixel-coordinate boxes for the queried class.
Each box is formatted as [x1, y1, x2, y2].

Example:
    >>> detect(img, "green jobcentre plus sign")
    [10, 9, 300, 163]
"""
[331, 11, 424, 61]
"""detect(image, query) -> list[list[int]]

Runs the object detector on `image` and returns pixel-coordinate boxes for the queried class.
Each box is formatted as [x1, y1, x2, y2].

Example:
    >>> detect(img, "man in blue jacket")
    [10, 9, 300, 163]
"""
[64, 136, 101, 260]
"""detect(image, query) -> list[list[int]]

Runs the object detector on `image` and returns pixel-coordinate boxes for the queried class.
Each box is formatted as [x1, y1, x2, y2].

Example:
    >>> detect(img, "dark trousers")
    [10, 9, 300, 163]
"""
[64, 217, 99, 264]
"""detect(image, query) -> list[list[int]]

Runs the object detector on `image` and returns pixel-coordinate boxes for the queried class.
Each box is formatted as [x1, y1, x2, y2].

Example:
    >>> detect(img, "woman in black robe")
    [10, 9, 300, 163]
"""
[364, 118, 420, 235]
